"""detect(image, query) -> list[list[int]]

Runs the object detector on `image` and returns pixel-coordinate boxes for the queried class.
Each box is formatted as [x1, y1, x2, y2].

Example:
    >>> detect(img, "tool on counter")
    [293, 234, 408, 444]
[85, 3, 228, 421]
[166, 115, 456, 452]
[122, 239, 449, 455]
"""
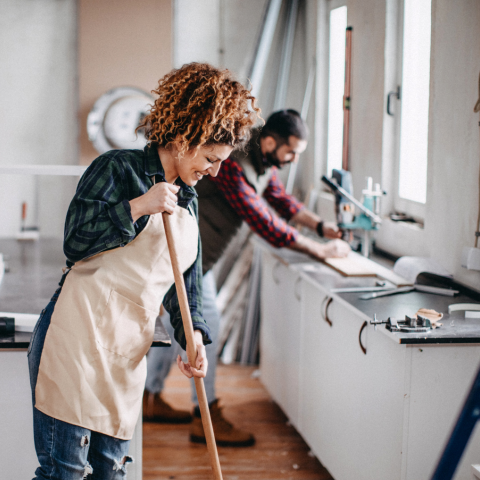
[415, 308, 443, 324]
[370, 313, 440, 333]
[16, 202, 39, 241]
[331, 285, 396, 293]
[0, 317, 15, 336]
[448, 303, 480, 319]
[0, 253, 4, 285]
[0, 312, 44, 333]
[162, 212, 223, 480]
[360, 284, 459, 300]
[321, 171, 384, 257]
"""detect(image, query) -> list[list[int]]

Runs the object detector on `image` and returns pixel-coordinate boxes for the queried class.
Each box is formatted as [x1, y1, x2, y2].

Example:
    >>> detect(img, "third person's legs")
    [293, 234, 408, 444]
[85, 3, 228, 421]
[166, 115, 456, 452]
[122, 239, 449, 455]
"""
[144, 271, 255, 446]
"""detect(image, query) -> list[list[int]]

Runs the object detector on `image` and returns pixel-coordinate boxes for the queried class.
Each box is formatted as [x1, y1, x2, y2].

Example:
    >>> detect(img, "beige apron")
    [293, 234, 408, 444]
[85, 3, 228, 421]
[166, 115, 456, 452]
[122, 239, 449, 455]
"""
[35, 203, 198, 440]
[237, 156, 273, 196]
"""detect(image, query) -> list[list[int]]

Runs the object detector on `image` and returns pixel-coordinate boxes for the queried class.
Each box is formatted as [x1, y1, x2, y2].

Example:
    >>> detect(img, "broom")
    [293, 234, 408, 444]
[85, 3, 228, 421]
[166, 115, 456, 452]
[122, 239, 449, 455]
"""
[162, 212, 223, 480]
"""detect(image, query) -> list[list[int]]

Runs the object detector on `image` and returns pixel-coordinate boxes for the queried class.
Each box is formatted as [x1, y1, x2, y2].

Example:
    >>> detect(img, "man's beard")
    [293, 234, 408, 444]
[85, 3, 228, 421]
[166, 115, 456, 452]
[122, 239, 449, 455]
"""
[264, 149, 284, 169]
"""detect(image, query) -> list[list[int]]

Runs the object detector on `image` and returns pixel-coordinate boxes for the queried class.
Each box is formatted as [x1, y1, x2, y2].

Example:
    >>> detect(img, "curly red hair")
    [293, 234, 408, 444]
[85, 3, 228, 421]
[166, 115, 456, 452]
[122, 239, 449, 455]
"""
[138, 63, 261, 155]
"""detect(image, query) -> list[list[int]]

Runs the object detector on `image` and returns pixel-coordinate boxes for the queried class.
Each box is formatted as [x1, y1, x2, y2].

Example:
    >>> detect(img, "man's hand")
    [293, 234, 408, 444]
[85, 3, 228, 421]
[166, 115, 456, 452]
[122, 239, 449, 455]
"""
[320, 238, 351, 258]
[291, 235, 350, 260]
[129, 183, 180, 223]
[321, 221, 343, 239]
[176, 330, 208, 379]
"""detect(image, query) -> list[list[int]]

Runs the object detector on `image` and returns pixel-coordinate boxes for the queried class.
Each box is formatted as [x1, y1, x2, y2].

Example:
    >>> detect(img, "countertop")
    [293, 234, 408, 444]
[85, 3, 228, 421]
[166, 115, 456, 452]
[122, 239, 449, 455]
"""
[254, 237, 480, 345]
[0, 239, 171, 349]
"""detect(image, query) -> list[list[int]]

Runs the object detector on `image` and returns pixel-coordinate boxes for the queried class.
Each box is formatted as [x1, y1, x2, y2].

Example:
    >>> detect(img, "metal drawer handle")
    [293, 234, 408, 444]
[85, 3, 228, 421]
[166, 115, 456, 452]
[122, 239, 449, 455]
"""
[359, 321, 367, 355]
[294, 276, 302, 301]
[386, 86, 401, 115]
[322, 296, 333, 327]
[272, 261, 281, 285]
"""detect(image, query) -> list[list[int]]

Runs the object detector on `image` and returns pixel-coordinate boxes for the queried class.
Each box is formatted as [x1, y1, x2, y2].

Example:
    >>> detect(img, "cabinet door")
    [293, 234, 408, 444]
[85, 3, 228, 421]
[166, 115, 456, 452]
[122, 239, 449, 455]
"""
[299, 282, 405, 480]
[403, 345, 480, 480]
[298, 280, 334, 457]
[299, 282, 367, 477]
[259, 252, 282, 403]
[260, 252, 303, 427]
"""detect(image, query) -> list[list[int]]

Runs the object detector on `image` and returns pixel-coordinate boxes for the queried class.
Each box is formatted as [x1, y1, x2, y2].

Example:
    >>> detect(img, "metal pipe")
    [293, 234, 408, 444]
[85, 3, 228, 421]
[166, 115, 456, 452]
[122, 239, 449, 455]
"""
[248, 0, 283, 98]
[273, 0, 299, 110]
[286, 59, 316, 194]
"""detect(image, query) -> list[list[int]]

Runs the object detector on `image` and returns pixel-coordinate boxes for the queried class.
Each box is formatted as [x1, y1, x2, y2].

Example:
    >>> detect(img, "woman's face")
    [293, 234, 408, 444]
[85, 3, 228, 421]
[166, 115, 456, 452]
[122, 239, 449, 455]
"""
[177, 144, 233, 186]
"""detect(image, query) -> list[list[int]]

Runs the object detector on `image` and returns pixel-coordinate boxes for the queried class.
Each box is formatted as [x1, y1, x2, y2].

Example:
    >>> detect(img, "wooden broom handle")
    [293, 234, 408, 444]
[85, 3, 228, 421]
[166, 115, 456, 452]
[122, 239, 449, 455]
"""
[162, 212, 223, 480]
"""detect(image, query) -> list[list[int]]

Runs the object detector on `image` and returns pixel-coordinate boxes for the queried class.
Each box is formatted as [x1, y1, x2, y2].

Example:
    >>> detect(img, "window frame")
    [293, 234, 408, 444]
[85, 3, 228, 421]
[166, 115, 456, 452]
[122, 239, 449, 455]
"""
[391, 0, 433, 221]
[325, 2, 348, 177]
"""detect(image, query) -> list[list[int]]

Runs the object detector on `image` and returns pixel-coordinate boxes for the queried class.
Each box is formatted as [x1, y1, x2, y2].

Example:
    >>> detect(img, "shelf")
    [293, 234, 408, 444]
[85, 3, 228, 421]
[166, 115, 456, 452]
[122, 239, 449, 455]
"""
[0, 165, 87, 176]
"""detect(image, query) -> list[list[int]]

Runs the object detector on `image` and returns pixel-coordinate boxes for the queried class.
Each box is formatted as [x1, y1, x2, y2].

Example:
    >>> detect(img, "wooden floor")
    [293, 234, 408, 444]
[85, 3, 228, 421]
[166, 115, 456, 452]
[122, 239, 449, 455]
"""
[143, 364, 334, 480]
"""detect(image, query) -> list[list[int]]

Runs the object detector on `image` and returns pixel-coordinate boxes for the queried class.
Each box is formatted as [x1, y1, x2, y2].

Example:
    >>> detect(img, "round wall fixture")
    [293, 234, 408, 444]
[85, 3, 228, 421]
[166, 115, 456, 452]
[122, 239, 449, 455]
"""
[87, 86, 154, 154]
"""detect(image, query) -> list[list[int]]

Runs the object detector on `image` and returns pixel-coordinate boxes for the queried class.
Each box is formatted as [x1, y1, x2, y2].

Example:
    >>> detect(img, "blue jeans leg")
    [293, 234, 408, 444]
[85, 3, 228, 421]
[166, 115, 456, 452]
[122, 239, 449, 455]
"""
[190, 271, 220, 404]
[28, 287, 131, 479]
[145, 270, 220, 405]
[145, 313, 181, 394]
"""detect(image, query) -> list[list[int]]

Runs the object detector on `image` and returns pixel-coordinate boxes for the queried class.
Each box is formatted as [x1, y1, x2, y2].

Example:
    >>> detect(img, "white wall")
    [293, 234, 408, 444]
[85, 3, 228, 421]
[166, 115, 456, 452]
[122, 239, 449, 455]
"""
[173, 0, 222, 68]
[314, 0, 480, 290]
[173, 0, 268, 79]
[0, 0, 78, 239]
[374, 0, 480, 289]
[423, 0, 480, 288]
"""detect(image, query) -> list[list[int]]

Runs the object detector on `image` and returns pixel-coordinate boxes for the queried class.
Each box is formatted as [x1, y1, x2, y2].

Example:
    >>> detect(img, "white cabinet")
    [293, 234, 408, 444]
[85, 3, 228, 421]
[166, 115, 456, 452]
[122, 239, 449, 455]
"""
[259, 249, 480, 480]
[298, 282, 405, 480]
[260, 252, 303, 428]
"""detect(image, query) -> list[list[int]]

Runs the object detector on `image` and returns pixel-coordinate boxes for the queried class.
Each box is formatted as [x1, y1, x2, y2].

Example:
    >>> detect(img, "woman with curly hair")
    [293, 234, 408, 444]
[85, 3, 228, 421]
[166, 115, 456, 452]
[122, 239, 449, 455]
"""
[28, 62, 260, 480]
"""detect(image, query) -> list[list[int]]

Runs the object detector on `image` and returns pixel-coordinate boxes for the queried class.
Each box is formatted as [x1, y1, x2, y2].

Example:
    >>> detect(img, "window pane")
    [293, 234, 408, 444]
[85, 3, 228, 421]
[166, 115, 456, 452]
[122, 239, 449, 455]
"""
[398, 0, 432, 204]
[327, 6, 347, 176]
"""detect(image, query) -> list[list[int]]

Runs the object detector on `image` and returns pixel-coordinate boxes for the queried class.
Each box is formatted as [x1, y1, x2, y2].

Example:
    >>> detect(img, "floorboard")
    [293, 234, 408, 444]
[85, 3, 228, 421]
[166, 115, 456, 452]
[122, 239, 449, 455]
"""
[143, 364, 334, 480]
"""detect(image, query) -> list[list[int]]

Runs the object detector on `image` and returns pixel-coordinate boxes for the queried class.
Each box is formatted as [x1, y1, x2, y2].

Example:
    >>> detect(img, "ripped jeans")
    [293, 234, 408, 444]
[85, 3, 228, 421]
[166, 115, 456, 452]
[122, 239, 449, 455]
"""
[28, 285, 132, 479]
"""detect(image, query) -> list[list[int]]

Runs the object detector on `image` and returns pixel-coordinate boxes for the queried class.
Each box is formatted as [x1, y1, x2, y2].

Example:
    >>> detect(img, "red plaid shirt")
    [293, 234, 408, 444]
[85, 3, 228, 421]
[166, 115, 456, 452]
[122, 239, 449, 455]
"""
[209, 158, 303, 247]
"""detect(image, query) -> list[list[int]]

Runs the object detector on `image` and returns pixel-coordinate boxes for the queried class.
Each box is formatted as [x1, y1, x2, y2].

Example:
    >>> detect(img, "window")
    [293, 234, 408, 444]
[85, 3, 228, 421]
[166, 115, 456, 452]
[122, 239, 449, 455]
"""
[326, 5, 347, 177]
[397, 0, 432, 207]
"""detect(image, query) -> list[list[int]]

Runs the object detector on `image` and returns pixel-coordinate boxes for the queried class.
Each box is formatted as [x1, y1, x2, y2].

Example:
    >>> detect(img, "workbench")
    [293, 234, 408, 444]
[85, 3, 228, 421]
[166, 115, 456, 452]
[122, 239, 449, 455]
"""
[0, 239, 167, 479]
[256, 238, 480, 480]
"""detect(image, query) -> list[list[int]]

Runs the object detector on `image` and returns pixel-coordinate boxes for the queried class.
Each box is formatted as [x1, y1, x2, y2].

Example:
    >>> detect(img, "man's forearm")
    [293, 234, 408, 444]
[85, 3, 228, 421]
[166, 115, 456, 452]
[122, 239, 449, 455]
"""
[291, 208, 342, 240]
[291, 208, 321, 230]
[289, 233, 326, 259]
[289, 233, 351, 260]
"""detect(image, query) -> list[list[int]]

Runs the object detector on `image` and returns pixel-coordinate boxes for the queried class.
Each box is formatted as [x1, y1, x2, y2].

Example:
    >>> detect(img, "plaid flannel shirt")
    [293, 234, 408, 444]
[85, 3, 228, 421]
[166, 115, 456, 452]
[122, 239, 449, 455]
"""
[209, 158, 303, 247]
[63, 145, 211, 350]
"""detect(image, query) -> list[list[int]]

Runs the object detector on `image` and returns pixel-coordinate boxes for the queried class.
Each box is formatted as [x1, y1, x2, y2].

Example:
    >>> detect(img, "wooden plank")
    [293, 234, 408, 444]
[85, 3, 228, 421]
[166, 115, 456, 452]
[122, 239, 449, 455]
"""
[324, 251, 413, 286]
[324, 256, 377, 277]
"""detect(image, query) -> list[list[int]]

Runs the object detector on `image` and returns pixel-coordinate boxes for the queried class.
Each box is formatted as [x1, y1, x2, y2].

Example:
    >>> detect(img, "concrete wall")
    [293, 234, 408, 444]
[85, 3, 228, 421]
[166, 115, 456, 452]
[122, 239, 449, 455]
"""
[0, 0, 78, 239]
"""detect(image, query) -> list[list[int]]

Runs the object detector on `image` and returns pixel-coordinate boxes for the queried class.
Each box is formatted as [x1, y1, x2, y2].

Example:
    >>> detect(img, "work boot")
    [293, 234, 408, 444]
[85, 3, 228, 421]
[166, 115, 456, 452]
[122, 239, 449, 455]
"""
[190, 399, 255, 447]
[143, 390, 192, 423]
